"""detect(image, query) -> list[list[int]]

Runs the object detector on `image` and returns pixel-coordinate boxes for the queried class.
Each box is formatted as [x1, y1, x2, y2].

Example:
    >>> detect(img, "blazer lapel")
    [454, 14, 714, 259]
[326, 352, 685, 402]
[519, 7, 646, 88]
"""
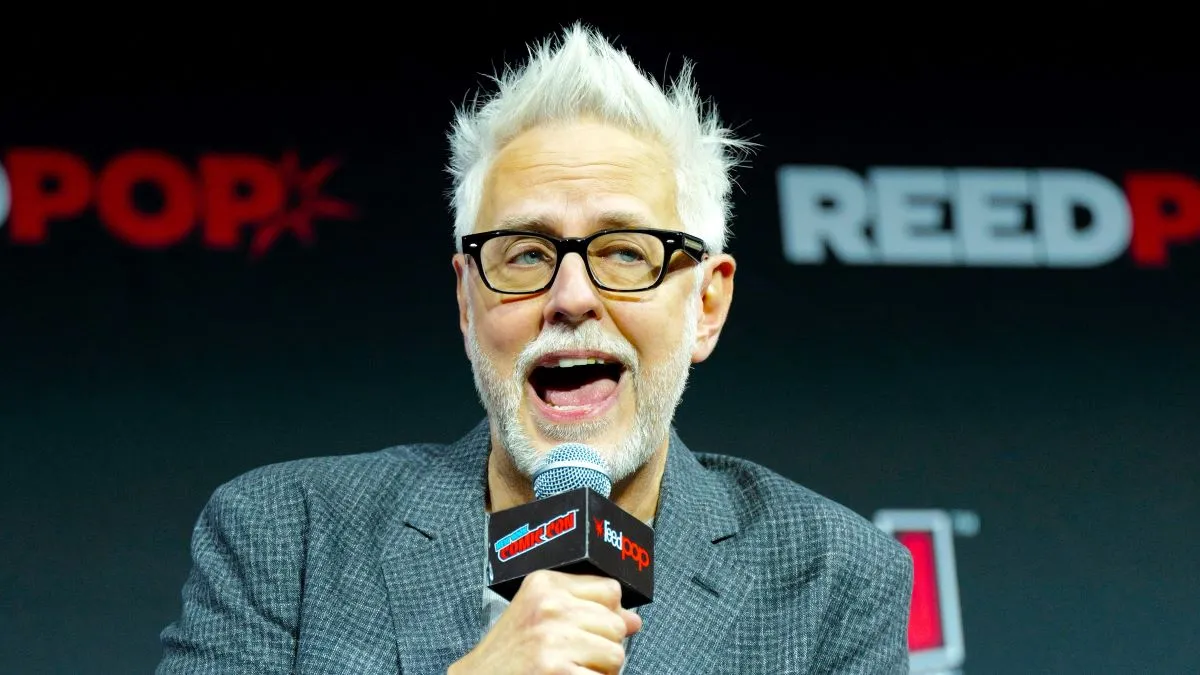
[623, 430, 755, 675]
[380, 421, 491, 675]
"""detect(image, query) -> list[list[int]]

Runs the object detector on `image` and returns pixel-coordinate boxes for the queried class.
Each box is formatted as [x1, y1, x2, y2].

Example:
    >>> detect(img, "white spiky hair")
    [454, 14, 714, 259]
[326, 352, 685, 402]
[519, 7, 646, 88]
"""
[447, 22, 754, 253]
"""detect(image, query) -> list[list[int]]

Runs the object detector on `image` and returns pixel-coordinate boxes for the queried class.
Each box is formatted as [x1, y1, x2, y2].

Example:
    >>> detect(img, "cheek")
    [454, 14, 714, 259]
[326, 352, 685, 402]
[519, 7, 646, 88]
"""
[471, 296, 543, 370]
[616, 301, 689, 362]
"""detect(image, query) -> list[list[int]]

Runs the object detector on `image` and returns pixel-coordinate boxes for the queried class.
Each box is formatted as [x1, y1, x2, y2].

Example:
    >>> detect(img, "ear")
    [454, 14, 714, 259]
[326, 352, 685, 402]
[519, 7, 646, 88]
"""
[453, 254, 471, 356]
[691, 253, 736, 363]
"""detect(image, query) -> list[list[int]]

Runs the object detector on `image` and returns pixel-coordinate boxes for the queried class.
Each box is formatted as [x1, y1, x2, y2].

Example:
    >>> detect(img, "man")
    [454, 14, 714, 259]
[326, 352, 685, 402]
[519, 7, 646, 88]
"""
[157, 23, 913, 674]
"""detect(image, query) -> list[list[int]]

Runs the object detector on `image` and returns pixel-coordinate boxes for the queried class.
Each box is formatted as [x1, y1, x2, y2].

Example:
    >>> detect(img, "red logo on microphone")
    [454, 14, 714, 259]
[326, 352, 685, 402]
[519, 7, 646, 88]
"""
[594, 517, 650, 571]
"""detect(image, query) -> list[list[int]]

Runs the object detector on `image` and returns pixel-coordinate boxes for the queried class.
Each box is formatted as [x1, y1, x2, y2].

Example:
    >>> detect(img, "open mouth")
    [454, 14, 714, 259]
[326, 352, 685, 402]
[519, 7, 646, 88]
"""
[528, 354, 626, 418]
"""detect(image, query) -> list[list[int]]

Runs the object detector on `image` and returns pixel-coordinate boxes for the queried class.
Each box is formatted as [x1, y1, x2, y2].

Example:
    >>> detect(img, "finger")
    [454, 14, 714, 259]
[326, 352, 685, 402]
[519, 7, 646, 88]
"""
[571, 666, 621, 675]
[619, 608, 642, 636]
[566, 666, 617, 675]
[564, 601, 629, 643]
[561, 574, 623, 610]
[565, 629, 626, 673]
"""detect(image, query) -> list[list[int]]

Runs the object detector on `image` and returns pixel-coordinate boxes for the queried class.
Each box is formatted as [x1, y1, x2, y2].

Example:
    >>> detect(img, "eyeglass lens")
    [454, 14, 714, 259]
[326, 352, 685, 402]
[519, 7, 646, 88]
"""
[478, 232, 669, 292]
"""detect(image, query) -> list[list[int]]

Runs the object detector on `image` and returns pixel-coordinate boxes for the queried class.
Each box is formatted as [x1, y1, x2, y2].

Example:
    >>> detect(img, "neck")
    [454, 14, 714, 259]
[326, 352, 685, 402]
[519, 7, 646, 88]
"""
[485, 429, 669, 524]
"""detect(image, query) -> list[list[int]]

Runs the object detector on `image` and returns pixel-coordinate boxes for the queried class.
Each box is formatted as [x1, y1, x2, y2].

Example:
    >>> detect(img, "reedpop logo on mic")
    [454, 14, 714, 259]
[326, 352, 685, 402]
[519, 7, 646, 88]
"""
[594, 517, 651, 571]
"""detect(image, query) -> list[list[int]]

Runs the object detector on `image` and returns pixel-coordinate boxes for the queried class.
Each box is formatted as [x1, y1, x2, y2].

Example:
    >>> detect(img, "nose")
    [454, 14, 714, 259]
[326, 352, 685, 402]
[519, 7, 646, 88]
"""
[542, 253, 603, 326]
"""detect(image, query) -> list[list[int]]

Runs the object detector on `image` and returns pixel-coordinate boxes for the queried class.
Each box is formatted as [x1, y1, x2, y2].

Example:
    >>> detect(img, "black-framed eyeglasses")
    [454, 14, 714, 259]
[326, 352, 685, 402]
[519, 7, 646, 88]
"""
[460, 228, 708, 294]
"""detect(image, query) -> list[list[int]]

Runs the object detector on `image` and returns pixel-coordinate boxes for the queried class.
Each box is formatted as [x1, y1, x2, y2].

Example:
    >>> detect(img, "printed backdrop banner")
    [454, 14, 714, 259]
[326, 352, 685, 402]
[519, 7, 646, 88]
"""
[2, 19, 1197, 674]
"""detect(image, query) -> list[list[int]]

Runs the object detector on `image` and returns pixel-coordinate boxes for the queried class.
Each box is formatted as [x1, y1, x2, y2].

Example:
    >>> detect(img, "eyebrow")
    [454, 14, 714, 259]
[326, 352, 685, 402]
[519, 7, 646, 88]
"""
[498, 211, 656, 234]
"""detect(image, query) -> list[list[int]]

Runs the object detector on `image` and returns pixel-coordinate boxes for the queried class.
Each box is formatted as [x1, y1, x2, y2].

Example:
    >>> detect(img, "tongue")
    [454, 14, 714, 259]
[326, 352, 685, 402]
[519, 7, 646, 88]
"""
[543, 377, 617, 407]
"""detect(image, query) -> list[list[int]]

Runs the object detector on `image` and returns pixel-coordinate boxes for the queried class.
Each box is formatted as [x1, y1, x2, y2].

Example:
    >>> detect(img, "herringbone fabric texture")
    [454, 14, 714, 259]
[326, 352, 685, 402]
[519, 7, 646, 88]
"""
[157, 419, 912, 674]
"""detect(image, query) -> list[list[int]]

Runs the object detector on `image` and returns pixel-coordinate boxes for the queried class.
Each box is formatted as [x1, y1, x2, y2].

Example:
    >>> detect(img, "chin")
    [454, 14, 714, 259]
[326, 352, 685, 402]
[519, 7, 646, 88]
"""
[524, 408, 615, 451]
[496, 409, 662, 486]
[510, 409, 654, 486]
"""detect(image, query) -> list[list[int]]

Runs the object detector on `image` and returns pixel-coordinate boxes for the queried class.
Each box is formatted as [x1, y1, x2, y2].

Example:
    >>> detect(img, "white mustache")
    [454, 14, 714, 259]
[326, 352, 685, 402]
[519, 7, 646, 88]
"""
[515, 323, 639, 380]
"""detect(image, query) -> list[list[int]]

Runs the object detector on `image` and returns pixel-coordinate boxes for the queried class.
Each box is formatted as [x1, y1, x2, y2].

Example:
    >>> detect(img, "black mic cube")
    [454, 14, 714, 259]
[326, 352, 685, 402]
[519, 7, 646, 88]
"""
[487, 487, 654, 609]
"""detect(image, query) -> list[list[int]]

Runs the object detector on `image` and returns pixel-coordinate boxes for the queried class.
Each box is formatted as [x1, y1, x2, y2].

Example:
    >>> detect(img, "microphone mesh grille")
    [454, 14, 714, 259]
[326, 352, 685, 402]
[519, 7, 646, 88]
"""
[533, 443, 612, 499]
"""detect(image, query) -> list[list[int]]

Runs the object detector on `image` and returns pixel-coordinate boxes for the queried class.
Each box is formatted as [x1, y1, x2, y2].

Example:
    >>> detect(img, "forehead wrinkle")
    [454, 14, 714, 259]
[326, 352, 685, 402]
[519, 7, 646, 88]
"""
[511, 166, 653, 198]
[498, 206, 659, 236]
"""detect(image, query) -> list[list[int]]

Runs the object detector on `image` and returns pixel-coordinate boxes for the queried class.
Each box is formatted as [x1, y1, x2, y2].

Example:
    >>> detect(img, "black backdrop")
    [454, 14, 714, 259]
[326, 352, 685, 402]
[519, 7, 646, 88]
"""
[3, 16, 1198, 674]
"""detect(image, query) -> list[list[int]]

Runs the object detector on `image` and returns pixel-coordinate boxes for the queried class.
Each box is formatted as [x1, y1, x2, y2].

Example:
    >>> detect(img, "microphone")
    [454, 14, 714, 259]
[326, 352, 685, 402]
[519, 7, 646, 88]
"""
[486, 443, 655, 609]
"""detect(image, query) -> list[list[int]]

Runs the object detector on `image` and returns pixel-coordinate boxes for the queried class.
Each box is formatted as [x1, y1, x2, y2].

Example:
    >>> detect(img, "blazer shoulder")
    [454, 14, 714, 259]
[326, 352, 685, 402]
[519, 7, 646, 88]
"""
[695, 453, 911, 579]
[210, 441, 451, 516]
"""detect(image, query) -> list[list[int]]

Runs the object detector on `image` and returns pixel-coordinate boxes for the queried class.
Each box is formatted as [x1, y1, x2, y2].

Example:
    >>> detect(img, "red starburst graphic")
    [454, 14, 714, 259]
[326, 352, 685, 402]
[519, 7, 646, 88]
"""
[249, 151, 357, 258]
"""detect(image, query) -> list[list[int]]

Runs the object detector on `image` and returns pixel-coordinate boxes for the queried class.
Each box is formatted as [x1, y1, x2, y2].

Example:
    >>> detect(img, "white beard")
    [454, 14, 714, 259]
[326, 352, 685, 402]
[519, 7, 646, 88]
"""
[465, 278, 699, 484]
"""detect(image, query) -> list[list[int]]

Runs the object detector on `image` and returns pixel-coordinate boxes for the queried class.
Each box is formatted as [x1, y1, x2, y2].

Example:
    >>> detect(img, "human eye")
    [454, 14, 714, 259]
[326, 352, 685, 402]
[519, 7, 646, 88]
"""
[593, 237, 653, 265]
[504, 238, 555, 266]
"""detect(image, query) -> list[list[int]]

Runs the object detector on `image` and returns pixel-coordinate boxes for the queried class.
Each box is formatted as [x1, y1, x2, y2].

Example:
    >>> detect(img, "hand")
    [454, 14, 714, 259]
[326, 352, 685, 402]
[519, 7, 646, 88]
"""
[449, 570, 643, 675]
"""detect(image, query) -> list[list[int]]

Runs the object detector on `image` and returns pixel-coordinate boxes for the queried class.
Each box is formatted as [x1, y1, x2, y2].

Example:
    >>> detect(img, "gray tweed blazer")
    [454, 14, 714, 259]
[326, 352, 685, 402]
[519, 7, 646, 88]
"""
[157, 420, 912, 674]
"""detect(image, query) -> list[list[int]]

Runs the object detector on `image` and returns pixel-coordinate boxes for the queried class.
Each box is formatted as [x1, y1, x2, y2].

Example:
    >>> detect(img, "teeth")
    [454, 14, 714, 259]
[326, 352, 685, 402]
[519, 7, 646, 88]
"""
[551, 357, 607, 368]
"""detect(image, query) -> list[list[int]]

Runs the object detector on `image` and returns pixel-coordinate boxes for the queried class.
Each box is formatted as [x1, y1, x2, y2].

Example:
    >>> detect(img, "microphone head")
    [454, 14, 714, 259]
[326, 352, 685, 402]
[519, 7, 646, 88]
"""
[532, 443, 612, 499]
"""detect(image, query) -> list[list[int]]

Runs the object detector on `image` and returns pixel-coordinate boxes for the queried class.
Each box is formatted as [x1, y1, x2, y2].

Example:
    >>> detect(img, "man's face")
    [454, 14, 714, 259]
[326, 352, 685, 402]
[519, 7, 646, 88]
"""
[453, 120, 732, 483]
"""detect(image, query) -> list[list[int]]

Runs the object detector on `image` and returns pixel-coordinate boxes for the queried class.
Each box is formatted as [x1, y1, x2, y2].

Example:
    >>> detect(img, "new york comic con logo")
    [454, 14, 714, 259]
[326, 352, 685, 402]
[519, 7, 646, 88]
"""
[0, 148, 356, 258]
[494, 509, 579, 562]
